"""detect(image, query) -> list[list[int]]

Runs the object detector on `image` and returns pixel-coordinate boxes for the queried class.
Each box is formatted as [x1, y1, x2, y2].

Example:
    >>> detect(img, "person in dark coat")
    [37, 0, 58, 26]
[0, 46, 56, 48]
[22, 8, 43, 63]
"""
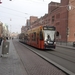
[0, 37, 2, 46]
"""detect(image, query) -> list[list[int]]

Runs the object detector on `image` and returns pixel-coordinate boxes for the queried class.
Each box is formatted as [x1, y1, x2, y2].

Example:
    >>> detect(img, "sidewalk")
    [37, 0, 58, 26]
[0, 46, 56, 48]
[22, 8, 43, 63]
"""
[0, 40, 27, 75]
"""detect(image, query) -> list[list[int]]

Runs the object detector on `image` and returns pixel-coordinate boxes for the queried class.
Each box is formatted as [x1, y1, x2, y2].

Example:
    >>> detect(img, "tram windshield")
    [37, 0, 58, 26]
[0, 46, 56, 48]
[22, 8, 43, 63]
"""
[43, 30, 55, 42]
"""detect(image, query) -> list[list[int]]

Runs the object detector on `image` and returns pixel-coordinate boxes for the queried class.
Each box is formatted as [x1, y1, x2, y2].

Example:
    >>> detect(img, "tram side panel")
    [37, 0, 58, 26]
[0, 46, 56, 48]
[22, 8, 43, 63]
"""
[29, 28, 40, 49]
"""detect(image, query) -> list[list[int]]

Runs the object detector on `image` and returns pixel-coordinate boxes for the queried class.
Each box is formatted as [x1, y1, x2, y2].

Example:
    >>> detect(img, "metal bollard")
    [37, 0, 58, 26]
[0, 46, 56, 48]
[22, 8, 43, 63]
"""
[1, 41, 9, 57]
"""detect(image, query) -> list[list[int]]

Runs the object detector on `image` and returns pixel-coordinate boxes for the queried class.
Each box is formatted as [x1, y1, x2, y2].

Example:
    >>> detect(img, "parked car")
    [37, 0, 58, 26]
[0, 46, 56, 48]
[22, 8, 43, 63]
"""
[73, 41, 75, 47]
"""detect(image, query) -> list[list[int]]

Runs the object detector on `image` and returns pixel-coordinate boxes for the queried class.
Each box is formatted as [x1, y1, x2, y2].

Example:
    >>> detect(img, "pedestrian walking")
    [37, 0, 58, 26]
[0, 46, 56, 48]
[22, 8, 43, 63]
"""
[0, 37, 2, 46]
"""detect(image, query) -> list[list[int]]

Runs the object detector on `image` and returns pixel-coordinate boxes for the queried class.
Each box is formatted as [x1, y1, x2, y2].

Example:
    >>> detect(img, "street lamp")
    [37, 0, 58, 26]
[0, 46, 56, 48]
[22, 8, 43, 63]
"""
[0, 0, 2, 4]
[0, 0, 12, 4]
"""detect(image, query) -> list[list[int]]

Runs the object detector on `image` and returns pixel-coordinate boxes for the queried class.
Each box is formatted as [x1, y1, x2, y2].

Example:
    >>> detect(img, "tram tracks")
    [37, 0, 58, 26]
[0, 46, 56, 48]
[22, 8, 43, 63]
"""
[46, 50, 75, 63]
[27, 45, 75, 64]
[23, 44, 75, 64]
[56, 47, 75, 58]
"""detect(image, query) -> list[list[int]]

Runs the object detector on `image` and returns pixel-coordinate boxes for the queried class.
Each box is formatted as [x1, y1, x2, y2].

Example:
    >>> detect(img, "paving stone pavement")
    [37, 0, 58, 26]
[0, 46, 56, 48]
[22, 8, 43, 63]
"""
[0, 40, 27, 75]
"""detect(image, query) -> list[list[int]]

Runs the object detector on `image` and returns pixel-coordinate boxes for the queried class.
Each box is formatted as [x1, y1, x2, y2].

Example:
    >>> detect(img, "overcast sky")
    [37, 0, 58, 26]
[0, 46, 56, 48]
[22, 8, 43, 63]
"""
[0, 0, 60, 33]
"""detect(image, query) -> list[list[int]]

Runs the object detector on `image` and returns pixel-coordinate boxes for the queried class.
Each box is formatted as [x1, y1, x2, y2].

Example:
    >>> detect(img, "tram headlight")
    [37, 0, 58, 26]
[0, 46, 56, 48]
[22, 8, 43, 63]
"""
[45, 41, 48, 45]
[48, 41, 50, 43]
[54, 42, 56, 45]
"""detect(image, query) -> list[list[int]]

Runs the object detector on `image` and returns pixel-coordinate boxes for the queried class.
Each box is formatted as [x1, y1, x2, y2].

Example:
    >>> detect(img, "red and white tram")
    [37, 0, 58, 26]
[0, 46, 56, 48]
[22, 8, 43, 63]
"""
[19, 26, 59, 50]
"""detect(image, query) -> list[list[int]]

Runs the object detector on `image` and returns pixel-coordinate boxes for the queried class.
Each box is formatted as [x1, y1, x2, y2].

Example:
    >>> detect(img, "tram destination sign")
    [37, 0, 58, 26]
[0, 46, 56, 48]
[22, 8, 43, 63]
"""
[43, 26, 55, 30]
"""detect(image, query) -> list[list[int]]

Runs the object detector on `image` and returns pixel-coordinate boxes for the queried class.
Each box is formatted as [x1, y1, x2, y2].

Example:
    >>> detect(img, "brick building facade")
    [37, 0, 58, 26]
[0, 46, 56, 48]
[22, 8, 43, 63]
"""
[48, 0, 69, 42]
[68, 0, 75, 42]
[24, 0, 75, 42]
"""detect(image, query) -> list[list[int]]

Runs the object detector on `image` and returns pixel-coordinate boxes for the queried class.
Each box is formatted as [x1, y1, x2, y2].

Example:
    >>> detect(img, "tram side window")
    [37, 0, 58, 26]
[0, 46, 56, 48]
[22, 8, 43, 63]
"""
[32, 32, 36, 41]
[34, 32, 36, 41]
[32, 33, 33, 40]
[40, 30, 43, 40]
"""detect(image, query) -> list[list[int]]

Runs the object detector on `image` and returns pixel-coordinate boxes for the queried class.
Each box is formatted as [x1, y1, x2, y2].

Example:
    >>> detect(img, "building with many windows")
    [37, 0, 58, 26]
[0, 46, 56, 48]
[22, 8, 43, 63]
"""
[23, 0, 75, 42]
[48, 0, 69, 42]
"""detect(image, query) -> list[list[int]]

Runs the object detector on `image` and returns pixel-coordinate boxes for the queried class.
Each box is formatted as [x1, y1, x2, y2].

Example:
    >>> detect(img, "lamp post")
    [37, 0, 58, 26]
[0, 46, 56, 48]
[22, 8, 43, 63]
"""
[10, 18, 12, 39]
[0, 0, 2, 4]
[0, 0, 12, 4]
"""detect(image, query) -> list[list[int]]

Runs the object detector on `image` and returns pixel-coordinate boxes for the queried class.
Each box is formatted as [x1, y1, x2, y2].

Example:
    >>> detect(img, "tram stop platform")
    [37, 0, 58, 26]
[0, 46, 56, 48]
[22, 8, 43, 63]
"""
[0, 39, 27, 75]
